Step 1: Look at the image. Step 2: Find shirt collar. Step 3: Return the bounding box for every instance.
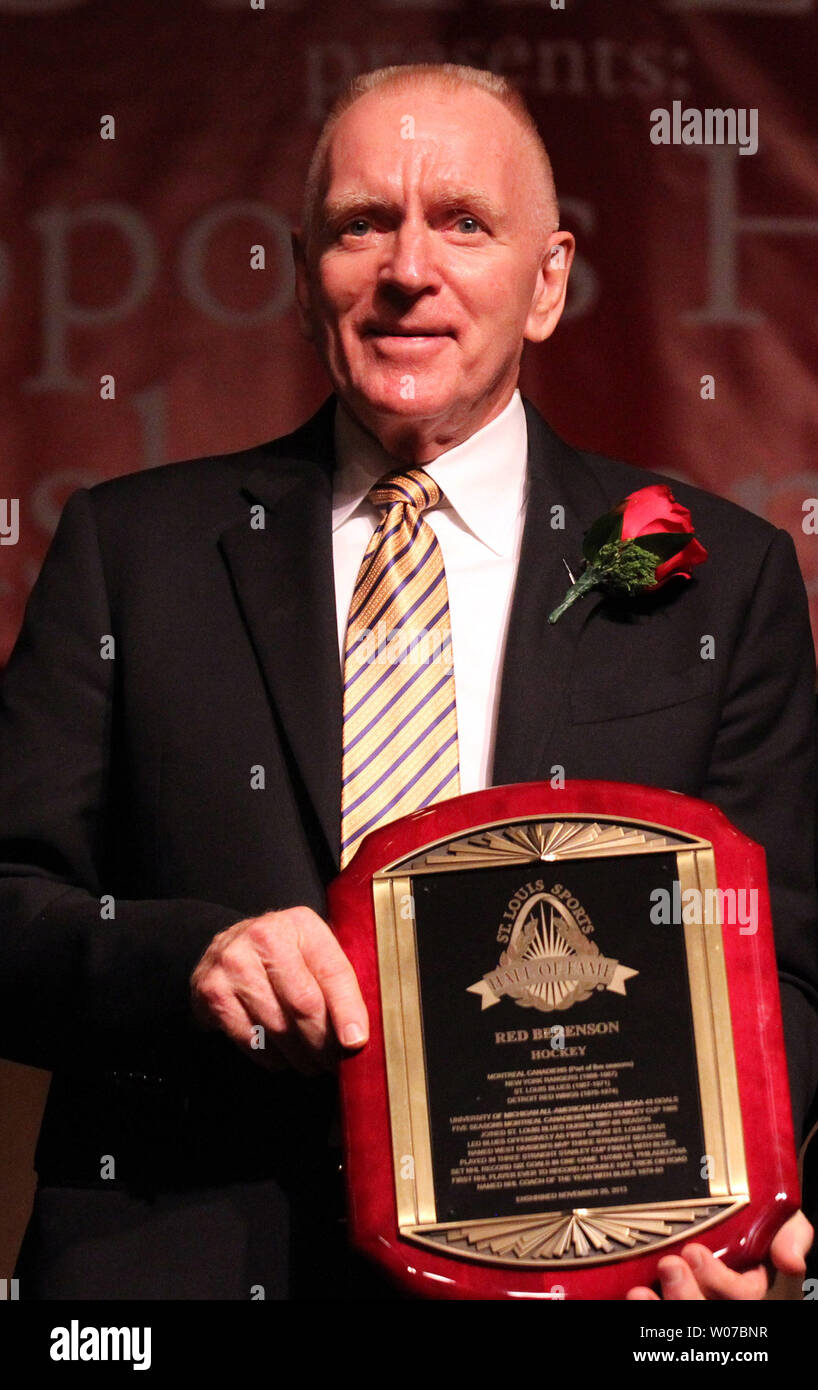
[331,390,528,558]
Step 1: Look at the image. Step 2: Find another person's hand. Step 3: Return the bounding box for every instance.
[190,906,368,1074]
[625,1209,813,1300]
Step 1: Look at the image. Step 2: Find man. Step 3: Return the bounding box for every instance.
[2,64,816,1301]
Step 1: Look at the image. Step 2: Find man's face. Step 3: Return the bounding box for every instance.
[293,83,574,460]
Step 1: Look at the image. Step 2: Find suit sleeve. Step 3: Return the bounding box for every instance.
[0,488,246,1076]
[701,526,818,1141]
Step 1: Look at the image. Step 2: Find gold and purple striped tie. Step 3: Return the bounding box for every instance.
[340,469,461,868]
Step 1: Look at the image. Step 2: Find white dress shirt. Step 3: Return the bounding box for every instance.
[332,389,529,793]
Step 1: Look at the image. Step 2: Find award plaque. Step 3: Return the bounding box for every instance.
[327,781,799,1300]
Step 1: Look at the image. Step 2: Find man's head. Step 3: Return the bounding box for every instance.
[292,64,574,462]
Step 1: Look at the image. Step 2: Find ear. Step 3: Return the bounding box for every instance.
[524,229,576,344]
[291,228,315,341]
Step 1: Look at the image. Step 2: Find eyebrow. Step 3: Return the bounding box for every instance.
[320,188,505,230]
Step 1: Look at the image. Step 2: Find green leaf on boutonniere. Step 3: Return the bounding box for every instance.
[548,539,660,623]
[581,509,623,560]
[596,540,663,594]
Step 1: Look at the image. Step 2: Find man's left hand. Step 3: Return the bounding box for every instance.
[625,1210,813,1300]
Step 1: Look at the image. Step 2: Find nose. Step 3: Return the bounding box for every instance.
[378,215,441,297]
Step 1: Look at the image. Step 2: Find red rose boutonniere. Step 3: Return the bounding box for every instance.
[548,484,708,624]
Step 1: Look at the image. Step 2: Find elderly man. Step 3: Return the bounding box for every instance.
[2,63,816,1302]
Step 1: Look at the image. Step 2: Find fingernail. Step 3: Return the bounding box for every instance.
[342,1024,366,1046]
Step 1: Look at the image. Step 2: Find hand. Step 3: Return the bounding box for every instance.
[625,1209,813,1300]
[190,906,369,1075]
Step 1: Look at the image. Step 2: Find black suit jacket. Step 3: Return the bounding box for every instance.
[2,395,817,1297]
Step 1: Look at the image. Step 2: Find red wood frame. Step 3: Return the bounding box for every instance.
[327,781,799,1300]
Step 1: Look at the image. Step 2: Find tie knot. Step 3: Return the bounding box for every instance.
[367,468,441,515]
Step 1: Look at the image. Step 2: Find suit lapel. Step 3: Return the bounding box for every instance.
[491,400,610,786]
[218,393,613,867]
[218,399,343,869]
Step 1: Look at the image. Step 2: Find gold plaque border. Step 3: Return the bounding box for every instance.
[409,1196,748,1268]
[373,813,749,1266]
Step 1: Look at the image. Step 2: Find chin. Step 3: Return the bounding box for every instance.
[351,375,455,424]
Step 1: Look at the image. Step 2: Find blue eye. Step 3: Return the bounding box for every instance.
[344,218,371,237]
[456,216,482,234]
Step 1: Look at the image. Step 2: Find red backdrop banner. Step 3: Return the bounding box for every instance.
[2,0,817,661]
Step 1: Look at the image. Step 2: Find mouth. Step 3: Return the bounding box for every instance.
[364,325,455,339]
[363,326,455,356]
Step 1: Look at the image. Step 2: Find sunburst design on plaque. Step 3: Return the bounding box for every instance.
[523,900,580,1010]
[414,1199,740,1264]
[391,820,686,875]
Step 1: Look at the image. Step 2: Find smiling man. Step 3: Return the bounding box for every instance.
[293,70,571,463]
[1,64,816,1303]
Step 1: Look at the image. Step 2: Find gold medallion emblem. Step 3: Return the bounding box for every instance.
[468,890,638,1013]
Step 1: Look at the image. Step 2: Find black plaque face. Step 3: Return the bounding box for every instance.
[411,852,707,1225]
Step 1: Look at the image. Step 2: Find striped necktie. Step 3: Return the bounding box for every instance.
[340,468,461,868]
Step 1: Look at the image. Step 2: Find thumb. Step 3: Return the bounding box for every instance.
[770,1211,813,1275]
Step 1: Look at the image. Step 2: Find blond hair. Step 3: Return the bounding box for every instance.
[301,63,559,252]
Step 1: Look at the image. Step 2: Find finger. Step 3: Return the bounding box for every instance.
[195,951,324,1074]
[625,1286,660,1300]
[222,944,328,1071]
[678,1244,768,1301]
[191,968,293,1068]
[192,966,256,1041]
[232,962,332,1075]
[769,1211,813,1275]
[253,917,333,1056]
[227,999,306,1074]
[195,908,367,1071]
[656,1255,705,1301]
[294,910,369,1049]
[234,990,326,1075]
